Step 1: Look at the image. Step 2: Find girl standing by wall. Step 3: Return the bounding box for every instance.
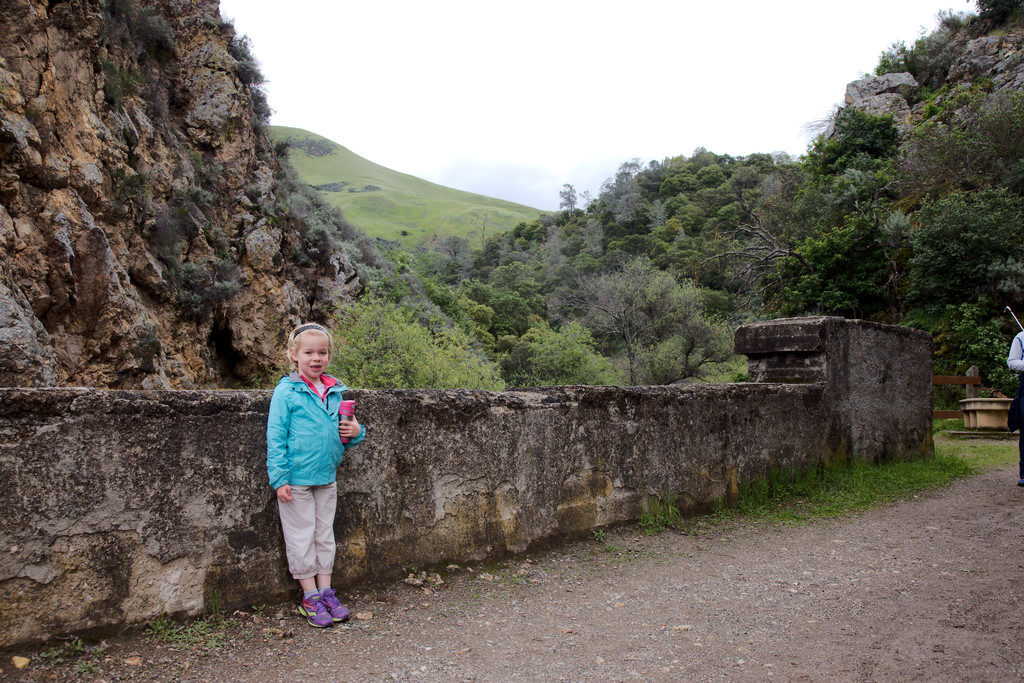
[267,323,365,627]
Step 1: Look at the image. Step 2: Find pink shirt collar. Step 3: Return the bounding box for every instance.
[299,373,337,401]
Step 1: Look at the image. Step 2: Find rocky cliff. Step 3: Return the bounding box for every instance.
[838,20,1024,134]
[0,0,362,389]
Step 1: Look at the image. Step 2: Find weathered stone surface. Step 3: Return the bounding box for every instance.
[243,222,282,271]
[736,317,932,460]
[0,267,60,387]
[180,42,245,148]
[0,317,932,648]
[0,0,363,389]
[844,72,919,105]
[854,92,912,122]
[833,28,1024,140]
[948,32,1024,90]
[829,72,919,137]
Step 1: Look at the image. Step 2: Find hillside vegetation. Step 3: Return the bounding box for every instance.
[303,4,1024,395]
[269,126,543,247]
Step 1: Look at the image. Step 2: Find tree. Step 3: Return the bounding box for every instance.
[435,236,473,283]
[936,298,1019,396]
[773,217,892,318]
[459,279,538,339]
[908,189,1024,310]
[559,184,578,214]
[564,257,734,384]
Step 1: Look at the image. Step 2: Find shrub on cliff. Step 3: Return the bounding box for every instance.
[900,90,1024,199]
[977,0,1024,23]
[101,0,177,63]
[174,259,242,321]
[874,10,966,90]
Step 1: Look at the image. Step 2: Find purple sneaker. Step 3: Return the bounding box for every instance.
[298,596,333,628]
[318,587,350,622]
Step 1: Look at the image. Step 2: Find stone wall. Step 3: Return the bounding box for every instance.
[0,317,932,648]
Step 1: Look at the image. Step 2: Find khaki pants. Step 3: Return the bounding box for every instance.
[277,482,337,580]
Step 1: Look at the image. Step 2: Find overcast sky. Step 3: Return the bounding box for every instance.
[218,0,973,210]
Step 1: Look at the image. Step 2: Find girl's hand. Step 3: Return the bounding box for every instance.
[276,484,292,503]
[340,416,361,440]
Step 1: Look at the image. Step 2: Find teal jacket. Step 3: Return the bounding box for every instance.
[266,371,365,490]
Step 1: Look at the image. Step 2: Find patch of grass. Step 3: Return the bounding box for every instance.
[145,609,230,649]
[39,636,86,665]
[39,647,65,666]
[635,442,1003,535]
[37,637,107,671]
[639,491,684,534]
[932,417,964,435]
[712,449,976,524]
[937,437,1017,469]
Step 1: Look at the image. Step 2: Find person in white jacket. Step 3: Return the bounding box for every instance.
[1006,330,1024,486]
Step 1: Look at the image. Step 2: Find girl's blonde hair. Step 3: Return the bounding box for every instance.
[286,323,333,371]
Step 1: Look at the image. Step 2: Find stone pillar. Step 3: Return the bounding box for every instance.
[735,316,933,461]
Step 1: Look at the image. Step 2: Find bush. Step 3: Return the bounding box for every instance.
[100,58,144,108]
[330,295,505,390]
[173,258,241,320]
[900,90,1024,199]
[499,322,620,387]
[149,203,199,264]
[112,167,150,210]
[134,8,176,61]
[227,35,265,87]
[273,157,369,269]
[101,0,176,62]
[775,217,891,319]
[251,87,272,124]
[809,109,899,176]
[977,0,1023,22]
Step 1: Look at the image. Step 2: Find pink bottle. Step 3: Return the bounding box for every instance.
[338,400,356,443]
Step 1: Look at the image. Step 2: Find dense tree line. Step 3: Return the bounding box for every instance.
[328,6,1024,394]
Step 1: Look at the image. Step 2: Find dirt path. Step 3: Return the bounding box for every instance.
[8,456,1024,682]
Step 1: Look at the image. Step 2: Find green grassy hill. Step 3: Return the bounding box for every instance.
[270,126,545,247]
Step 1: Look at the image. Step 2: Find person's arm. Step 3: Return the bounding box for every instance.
[267,386,292,490]
[1009,334,1024,373]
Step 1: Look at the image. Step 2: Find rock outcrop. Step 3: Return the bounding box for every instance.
[843,72,919,124]
[0,0,361,389]
[834,22,1024,138]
